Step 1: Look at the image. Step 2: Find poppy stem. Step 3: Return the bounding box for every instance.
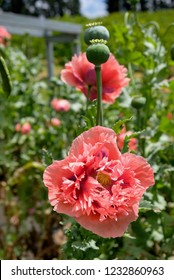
[95,65,103,126]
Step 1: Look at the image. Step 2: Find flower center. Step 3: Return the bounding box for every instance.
[97,171,112,187]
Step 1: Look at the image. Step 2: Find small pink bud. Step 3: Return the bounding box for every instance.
[15,123,21,132]
[50,118,61,127]
[51,98,71,112]
[21,122,31,135]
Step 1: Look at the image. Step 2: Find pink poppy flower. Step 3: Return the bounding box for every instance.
[60,53,129,104]
[51,98,71,112]
[0,26,11,46]
[21,122,31,135]
[50,118,61,127]
[117,126,138,151]
[43,126,154,238]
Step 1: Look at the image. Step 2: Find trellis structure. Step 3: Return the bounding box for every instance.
[0,11,82,78]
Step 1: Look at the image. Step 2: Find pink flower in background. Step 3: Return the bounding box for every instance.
[21,122,31,135]
[0,26,11,46]
[15,122,31,134]
[15,123,21,132]
[51,98,71,112]
[167,112,173,120]
[117,126,138,151]
[50,118,61,127]
[61,53,129,104]
[43,126,154,238]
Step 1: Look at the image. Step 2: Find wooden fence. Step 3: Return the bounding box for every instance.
[0,11,82,78]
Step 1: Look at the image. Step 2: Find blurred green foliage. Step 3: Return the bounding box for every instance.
[10,9,174,65]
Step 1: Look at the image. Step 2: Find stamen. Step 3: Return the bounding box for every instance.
[97,171,112,187]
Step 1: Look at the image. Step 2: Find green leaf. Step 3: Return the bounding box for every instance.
[121,130,143,153]
[72,240,99,252]
[123,233,136,239]
[0,56,12,96]
[83,101,97,129]
[127,130,145,140]
[139,198,161,213]
[139,199,154,211]
[112,116,133,134]
[42,148,54,166]
[154,194,167,211]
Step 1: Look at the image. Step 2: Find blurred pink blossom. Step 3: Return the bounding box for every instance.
[15,123,21,132]
[117,126,138,151]
[50,118,61,127]
[61,53,129,104]
[167,112,173,120]
[0,26,11,46]
[51,98,71,112]
[21,122,31,135]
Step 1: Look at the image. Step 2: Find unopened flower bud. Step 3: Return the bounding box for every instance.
[131,96,146,109]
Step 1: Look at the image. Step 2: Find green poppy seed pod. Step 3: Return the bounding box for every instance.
[131,96,146,109]
[86,43,110,66]
[84,25,110,45]
[170,44,174,60]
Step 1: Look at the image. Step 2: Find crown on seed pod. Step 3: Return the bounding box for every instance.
[84,23,110,45]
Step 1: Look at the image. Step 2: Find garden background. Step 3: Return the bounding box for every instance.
[0,0,174,259]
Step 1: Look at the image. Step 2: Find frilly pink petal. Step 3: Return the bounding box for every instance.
[69,126,121,160]
[60,52,129,104]
[43,159,72,191]
[76,204,138,238]
[61,69,82,87]
[122,153,155,188]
